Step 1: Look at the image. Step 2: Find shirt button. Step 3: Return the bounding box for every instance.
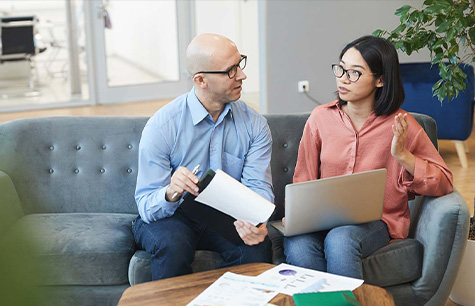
[283,167,289,172]
[128,144,133,149]
[283,143,288,148]
[101,145,107,150]
[127,168,133,173]
[49,168,54,174]
[76,145,81,150]
[74,169,79,174]
[49,146,54,151]
[100,168,105,173]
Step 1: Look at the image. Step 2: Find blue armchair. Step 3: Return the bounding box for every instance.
[400,62,475,168]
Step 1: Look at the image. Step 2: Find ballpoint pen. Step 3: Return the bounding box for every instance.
[171,164,200,200]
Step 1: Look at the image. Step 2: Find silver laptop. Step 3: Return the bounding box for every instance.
[270,169,387,236]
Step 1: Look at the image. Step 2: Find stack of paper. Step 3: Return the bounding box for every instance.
[186,272,280,306]
[255,264,364,295]
[187,264,364,306]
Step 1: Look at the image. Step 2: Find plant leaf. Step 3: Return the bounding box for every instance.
[432,39,445,49]
[447,27,456,42]
[436,20,452,33]
[395,5,412,16]
[392,23,407,35]
[432,79,444,90]
[372,29,385,37]
[469,27,475,43]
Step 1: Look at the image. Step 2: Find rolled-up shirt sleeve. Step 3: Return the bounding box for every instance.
[135,121,180,223]
[399,128,453,197]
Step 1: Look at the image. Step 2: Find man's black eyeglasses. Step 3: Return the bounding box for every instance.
[332,64,377,83]
[194,55,247,79]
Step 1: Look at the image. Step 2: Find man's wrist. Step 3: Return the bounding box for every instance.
[165,186,176,202]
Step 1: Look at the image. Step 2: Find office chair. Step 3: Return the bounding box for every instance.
[0,16,45,92]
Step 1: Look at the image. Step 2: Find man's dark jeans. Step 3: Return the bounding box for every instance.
[132,210,272,280]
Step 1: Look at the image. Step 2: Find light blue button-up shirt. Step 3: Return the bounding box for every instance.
[135,88,274,223]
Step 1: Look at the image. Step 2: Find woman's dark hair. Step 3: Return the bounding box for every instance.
[338,35,405,116]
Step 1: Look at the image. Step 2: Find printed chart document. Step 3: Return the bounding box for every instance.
[255,264,364,296]
[194,169,275,225]
[186,272,280,306]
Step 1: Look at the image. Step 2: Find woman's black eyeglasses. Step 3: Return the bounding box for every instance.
[332,64,377,83]
[194,55,247,79]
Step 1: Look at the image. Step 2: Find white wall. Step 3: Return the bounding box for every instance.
[262,0,430,114]
[195,0,260,94]
[105,0,179,81]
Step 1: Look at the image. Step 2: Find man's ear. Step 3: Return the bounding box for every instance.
[376,76,384,88]
[193,74,207,89]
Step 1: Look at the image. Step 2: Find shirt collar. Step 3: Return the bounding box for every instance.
[333,99,378,127]
[187,87,232,125]
[326,100,340,109]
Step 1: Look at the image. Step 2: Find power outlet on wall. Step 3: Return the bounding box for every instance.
[298,80,309,93]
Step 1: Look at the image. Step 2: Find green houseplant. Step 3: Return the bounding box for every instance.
[373,0,475,103]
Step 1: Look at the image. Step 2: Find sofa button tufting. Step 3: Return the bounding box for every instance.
[76,145,81,150]
[100,168,105,173]
[283,167,288,172]
[74,169,79,174]
[283,143,288,148]
[49,146,54,151]
[101,145,106,150]
[49,168,54,174]
[127,168,132,173]
[128,144,133,149]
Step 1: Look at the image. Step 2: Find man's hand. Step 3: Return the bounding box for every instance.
[165,166,200,202]
[234,220,268,246]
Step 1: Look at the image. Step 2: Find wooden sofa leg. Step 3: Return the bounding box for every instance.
[453,141,468,168]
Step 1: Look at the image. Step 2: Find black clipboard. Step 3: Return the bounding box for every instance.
[178,169,242,245]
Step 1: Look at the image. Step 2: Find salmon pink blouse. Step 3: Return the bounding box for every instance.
[293,101,453,239]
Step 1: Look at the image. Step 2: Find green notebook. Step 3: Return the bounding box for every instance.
[293,291,362,306]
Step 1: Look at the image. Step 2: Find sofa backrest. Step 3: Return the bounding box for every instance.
[264,113,309,220]
[0,112,437,218]
[0,117,147,214]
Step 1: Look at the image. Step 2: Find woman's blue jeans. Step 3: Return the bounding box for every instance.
[132,210,272,280]
[284,220,389,279]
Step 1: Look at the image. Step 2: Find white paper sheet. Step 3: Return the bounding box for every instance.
[186,272,280,306]
[194,169,275,225]
[255,263,364,296]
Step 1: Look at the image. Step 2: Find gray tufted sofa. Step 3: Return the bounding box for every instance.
[0,113,469,306]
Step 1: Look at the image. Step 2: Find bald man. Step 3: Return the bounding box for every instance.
[133,34,273,280]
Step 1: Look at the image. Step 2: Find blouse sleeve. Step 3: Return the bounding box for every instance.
[293,115,321,183]
[399,124,453,197]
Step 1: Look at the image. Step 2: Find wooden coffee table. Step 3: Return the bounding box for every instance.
[118,263,394,306]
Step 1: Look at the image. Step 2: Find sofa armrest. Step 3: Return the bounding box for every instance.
[0,171,24,237]
[411,190,470,305]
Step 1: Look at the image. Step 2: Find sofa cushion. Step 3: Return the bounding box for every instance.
[128,250,223,285]
[363,238,423,287]
[6,213,137,286]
